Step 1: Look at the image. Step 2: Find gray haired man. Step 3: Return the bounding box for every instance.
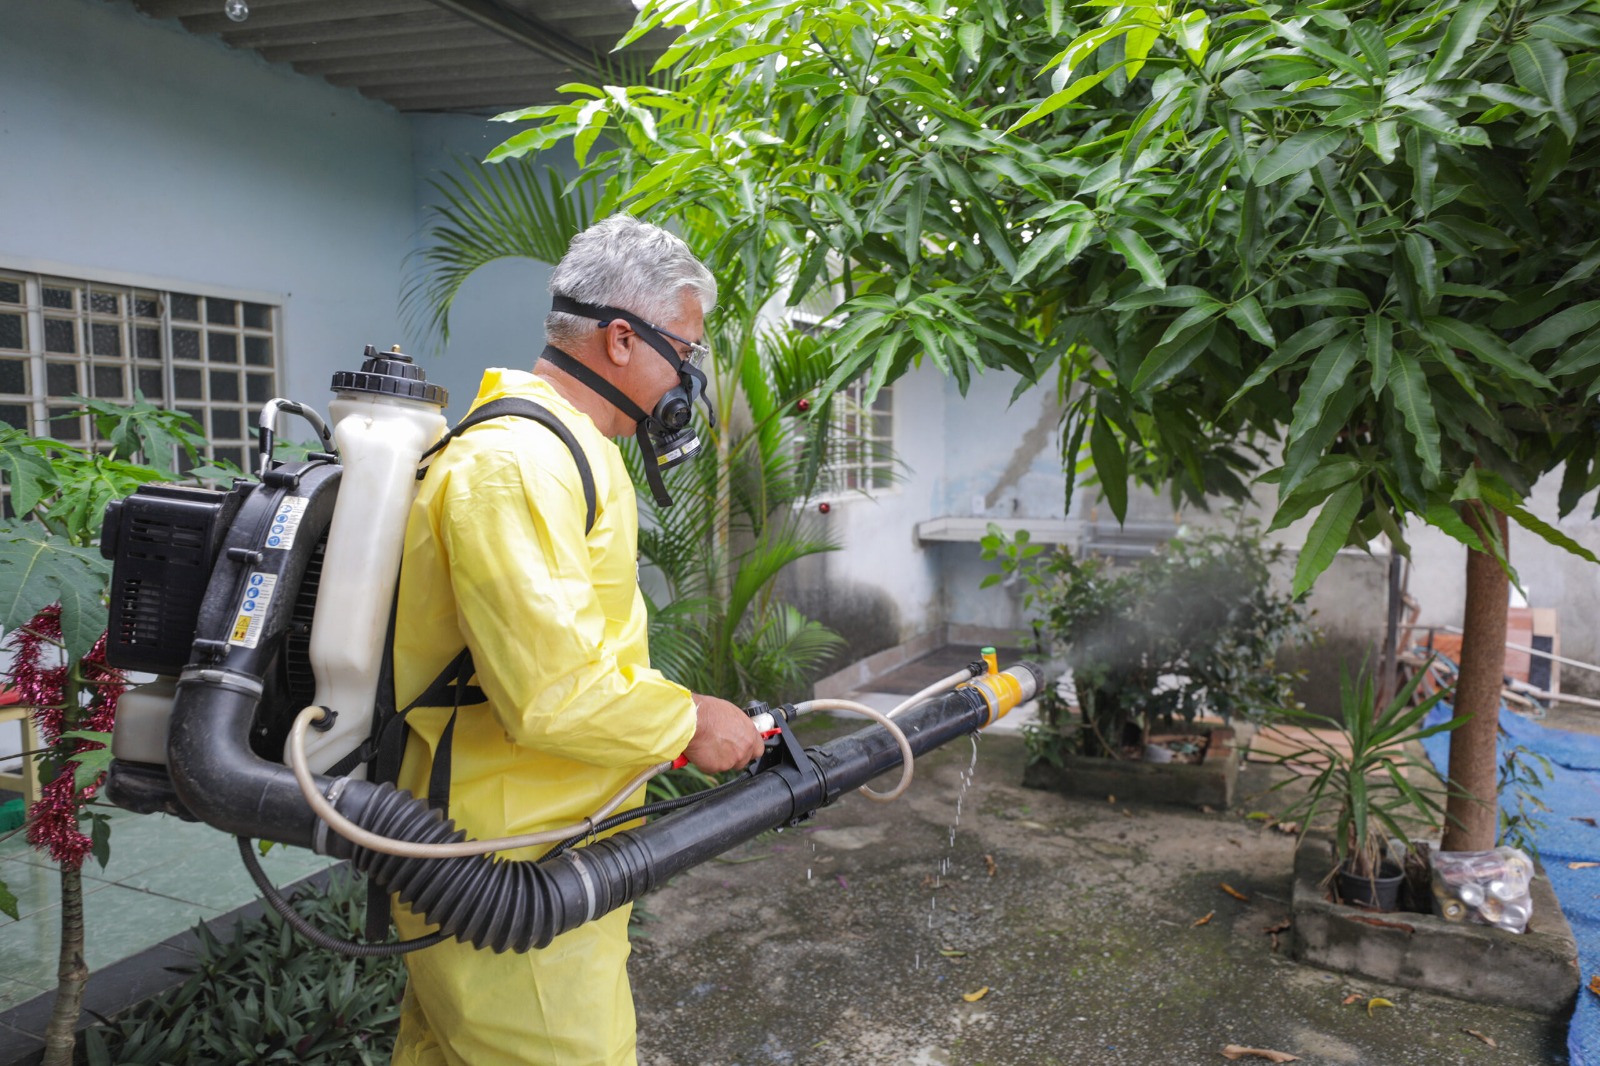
[389,215,763,1066]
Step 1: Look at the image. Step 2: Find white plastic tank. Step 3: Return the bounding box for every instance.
[295,346,447,775]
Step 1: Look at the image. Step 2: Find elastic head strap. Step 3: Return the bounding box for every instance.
[549,294,686,372]
[537,345,652,426]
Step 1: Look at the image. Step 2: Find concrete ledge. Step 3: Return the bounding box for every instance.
[1021,727,1239,808]
[1290,838,1580,1015]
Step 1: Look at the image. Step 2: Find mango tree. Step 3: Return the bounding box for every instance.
[506,0,1600,850]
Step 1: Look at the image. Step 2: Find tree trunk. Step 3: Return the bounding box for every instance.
[1440,506,1509,853]
[41,864,88,1066]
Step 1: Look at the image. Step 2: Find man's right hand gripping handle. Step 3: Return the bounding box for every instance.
[680,693,766,773]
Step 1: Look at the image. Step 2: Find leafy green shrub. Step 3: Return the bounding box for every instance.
[986,522,1312,760]
[80,872,403,1065]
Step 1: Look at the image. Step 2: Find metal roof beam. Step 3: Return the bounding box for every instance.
[423,0,603,82]
[328,58,558,89]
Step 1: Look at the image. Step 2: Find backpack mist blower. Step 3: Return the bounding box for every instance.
[98,347,1041,955]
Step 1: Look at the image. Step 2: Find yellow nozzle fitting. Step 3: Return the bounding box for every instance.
[960,662,1042,728]
[982,646,999,675]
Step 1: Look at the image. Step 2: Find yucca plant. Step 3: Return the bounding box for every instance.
[1273,661,1461,904]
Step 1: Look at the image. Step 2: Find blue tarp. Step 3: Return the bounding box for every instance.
[1421,698,1600,1063]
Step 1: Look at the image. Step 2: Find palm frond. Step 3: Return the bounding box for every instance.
[402,157,600,351]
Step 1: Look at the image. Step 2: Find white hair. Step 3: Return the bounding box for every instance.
[545,215,717,348]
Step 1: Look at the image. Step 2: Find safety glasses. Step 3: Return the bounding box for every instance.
[650,323,710,370]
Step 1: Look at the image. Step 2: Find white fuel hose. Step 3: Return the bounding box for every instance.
[287,706,669,859]
[793,698,916,802]
[887,669,976,719]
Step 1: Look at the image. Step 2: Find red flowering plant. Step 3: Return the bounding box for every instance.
[0,393,205,1066]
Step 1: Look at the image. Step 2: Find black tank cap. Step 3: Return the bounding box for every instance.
[331,344,447,406]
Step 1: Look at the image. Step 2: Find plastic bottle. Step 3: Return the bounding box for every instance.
[295,347,446,775]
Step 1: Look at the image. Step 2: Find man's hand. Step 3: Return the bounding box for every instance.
[682,694,765,773]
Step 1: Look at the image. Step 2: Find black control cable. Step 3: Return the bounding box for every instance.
[235,836,449,957]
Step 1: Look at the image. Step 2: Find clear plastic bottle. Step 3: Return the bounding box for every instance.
[295,347,446,775]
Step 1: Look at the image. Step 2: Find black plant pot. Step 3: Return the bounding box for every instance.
[1335,860,1405,911]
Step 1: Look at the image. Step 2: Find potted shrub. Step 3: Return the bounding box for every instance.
[1273,661,1459,910]
[985,522,1311,806]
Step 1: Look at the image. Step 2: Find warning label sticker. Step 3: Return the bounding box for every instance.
[229,572,278,649]
[265,496,309,551]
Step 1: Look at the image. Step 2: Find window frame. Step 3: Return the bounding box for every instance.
[0,256,286,474]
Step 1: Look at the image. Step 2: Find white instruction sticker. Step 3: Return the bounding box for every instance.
[265,496,308,551]
[228,571,279,649]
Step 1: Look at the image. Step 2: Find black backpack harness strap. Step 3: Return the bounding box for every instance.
[355,397,597,942]
[339,397,598,798]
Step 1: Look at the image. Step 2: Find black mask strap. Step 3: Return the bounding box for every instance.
[537,345,675,508]
[550,294,716,430]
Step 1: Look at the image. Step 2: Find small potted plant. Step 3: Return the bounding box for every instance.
[1273,660,1460,910]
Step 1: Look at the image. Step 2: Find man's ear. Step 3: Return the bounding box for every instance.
[603,320,635,368]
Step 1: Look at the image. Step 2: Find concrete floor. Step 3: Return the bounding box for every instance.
[627,732,1570,1066]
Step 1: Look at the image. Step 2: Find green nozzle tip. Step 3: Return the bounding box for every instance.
[982,646,995,655]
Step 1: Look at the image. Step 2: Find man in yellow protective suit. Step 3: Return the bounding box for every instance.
[389,215,766,1066]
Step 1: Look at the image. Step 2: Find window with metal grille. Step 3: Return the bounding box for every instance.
[0,272,279,473]
[787,313,895,498]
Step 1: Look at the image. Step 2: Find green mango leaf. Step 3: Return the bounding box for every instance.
[1108,227,1166,290]
[1254,129,1345,186]
[1289,333,1361,441]
[1547,330,1600,377]
[956,22,984,63]
[1268,456,1363,531]
[1387,351,1441,476]
[1225,295,1275,346]
[1012,221,1091,284]
[1089,413,1128,525]
[1513,301,1600,357]
[1428,0,1495,77]
[1293,481,1363,596]
[0,521,111,658]
[1477,483,1600,565]
[1423,501,1485,553]
[902,173,930,266]
[1364,315,1393,397]
[1426,317,1554,389]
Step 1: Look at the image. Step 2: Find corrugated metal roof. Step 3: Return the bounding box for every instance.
[128,0,670,114]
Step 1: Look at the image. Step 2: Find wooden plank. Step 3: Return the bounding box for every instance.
[259,27,497,63]
[291,41,527,76]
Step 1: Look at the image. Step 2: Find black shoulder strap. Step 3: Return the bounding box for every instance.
[419,397,597,535]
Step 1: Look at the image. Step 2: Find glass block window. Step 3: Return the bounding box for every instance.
[0,271,279,473]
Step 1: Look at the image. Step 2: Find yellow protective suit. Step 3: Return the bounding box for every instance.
[388,368,697,1066]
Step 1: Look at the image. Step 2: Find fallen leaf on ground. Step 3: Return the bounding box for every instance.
[1463,1029,1497,1048]
[836,875,848,889]
[1367,997,1395,1016]
[1263,920,1291,935]
[1201,805,1216,814]
[1274,821,1300,834]
[1572,817,1598,828]
[984,854,997,878]
[1589,974,1600,998]
[1342,993,1364,1006]
[1569,862,1599,869]
[1221,883,1250,901]
[939,948,967,957]
[1193,911,1215,927]
[1245,811,1272,822]
[1107,794,1116,804]
[1221,1045,1298,1062]
[1345,915,1415,934]
[1018,820,1049,831]
[962,987,989,1002]
[1122,809,1133,819]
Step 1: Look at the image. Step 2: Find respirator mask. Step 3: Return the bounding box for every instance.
[540,294,714,508]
